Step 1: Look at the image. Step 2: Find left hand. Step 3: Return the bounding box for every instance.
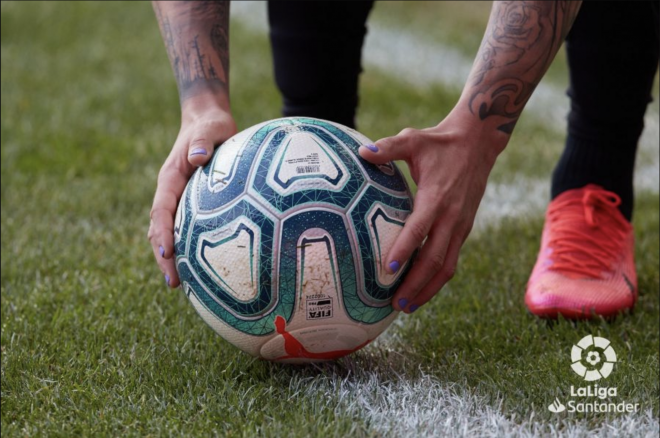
[148,106,236,289]
[358,114,506,313]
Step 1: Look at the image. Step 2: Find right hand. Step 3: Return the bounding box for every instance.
[359,111,507,313]
[148,108,237,288]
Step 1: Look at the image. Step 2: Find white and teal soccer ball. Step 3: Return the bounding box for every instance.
[175,118,414,363]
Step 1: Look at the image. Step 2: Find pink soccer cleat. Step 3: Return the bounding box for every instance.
[525,185,637,319]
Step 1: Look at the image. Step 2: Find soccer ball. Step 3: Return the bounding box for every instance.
[174,117,414,363]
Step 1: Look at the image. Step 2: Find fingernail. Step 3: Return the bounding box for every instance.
[165,274,170,286]
[189,148,207,156]
[363,144,379,153]
[398,298,408,309]
[409,304,419,313]
[159,245,165,258]
[389,260,400,273]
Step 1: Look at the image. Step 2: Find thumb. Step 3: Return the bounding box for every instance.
[358,131,412,165]
[187,126,226,167]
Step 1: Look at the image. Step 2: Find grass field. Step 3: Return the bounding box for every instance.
[2,2,658,436]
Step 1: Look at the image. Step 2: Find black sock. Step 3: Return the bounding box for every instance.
[555,2,659,223]
[551,135,637,221]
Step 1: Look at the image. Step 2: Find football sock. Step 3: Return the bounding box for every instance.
[556,2,659,223]
[551,134,637,222]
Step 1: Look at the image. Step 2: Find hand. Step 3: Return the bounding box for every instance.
[148,108,237,288]
[359,114,506,313]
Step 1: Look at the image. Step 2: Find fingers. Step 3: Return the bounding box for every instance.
[149,161,191,288]
[406,236,462,310]
[159,123,226,285]
[386,187,437,274]
[149,113,237,290]
[149,215,180,288]
[358,128,416,164]
[392,221,453,312]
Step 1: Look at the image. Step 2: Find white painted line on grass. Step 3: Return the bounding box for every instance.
[289,369,660,438]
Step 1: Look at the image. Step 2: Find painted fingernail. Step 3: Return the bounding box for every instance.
[165,274,170,286]
[398,298,408,309]
[363,144,379,153]
[189,148,207,156]
[409,304,420,313]
[159,245,165,258]
[389,260,400,273]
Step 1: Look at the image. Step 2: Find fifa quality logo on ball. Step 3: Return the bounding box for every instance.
[548,335,638,414]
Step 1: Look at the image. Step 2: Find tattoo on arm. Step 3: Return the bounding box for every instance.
[153,1,230,102]
[467,1,581,134]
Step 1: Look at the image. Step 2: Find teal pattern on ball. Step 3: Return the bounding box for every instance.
[175,118,414,336]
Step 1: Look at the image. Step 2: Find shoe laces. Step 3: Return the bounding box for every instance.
[546,187,629,279]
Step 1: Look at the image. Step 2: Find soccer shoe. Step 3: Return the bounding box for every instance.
[525,185,637,319]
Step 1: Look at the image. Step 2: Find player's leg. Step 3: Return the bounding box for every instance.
[552,1,659,220]
[268,1,375,129]
[526,1,659,318]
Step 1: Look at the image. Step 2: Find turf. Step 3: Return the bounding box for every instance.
[2,2,658,436]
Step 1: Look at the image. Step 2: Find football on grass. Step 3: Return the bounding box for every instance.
[174,117,414,363]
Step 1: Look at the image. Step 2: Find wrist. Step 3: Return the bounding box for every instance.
[442,105,510,164]
[181,92,232,125]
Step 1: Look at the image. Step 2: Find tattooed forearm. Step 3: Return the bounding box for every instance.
[559,1,582,40]
[153,1,230,103]
[466,1,581,134]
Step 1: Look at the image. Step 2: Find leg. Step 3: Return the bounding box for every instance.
[527,2,658,319]
[268,1,375,129]
[552,0,659,220]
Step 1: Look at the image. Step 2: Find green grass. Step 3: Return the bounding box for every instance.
[2,1,658,436]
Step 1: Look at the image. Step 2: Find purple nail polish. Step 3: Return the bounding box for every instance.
[189,148,207,156]
[398,298,408,309]
[165,274,170,286]
[409,304,419,313]
[389,260,400,273]
[364,144,379,153]
[159,245,165,258]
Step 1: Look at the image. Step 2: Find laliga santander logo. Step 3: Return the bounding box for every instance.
[570,335,617,381]
[547,335,637,414]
